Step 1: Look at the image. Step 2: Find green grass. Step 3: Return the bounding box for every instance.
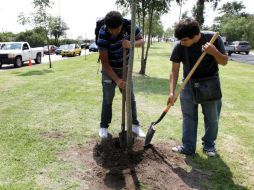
[0,43,254,189]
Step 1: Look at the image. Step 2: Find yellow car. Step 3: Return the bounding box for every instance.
[61,44,81,57]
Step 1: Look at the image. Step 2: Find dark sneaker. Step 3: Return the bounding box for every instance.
[203,148,216,157]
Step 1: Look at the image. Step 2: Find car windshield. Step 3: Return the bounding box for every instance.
[67,44,75,50]
[59,45,68,49]
[239,42,250,45]
[1,43,22,50]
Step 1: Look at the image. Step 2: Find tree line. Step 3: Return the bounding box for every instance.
[1,0,253,73]
[117,0,254,74]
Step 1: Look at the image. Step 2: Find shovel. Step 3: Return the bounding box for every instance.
[119,48,127,148]
[144,32,219,148]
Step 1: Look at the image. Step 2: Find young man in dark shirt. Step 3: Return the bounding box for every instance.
[97,11,145,139]
[168,18,228,156]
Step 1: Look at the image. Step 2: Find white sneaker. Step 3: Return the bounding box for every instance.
[132,125,146,138]
[99,128,108,139]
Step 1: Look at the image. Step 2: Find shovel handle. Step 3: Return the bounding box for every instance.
[164,32,219,113]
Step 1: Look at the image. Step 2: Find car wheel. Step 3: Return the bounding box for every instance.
[78,51,81,56]
[35,53,41,64]
[0,63,2,68]
[73,52,75,57]
[14,56,23,68]
[228,51,232,56]
[246,51,249,55]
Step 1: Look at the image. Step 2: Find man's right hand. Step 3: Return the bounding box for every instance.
[116,78,126,89]
[167,94,176,106]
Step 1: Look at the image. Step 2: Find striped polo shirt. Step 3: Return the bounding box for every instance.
[97,19,142,68]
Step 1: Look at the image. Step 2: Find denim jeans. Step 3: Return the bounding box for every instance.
[100,68,139,128]
[179,82,222,155]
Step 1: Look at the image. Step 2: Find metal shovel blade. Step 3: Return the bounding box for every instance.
[144,123,156,148]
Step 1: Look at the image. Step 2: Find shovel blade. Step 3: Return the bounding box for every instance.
[144,123,156,148]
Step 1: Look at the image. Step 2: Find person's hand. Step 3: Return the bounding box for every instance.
[203,42,218,56]
[167,94,176,106]
[116,78,126,89]
[122,40,131,49]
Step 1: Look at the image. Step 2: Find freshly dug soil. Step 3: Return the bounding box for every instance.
[59,137,210,190]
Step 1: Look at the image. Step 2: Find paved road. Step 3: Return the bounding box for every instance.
[229,51,254,65]
[0,50,93,70]
[41,49,92,63]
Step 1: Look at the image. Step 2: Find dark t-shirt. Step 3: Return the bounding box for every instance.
[170,32,226,79]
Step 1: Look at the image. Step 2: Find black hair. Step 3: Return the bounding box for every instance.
[104,11,123,29]
[174,18,200,40]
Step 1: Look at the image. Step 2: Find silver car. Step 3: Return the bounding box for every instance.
[228,41,251,55]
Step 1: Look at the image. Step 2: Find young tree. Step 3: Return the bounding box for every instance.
[116,0,172,75]
[18,0,54,68]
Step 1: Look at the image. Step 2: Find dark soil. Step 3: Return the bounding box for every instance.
[58,137,211,190]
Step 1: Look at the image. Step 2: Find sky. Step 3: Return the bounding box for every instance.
[0,0,253,40]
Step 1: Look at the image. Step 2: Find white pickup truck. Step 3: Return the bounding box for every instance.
[0,42,43,68]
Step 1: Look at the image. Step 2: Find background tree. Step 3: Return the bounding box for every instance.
[15,27,46,47]
[192,0,220,27]
[164,27,174,40]
[116,0,171,75]
[139,0,171,75]
[213,1,254,46]
[0,32,16,42]
[18,0,54,68]
[49,16,69,46]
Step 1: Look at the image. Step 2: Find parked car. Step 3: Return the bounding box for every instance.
[89,42,98,52]
[55,44,68,55]
[228,41,251,55]
[224,41,235,56]
[61,44,81,57]
[0,42,43,68]
[81,43,90,49]
[43,45,57,55]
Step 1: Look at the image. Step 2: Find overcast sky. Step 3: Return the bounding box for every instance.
[0,0,253,40]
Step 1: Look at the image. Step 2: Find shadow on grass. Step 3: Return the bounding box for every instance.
[133,74,180,96]
[185,154,248,190]
[17,69,54,76]
[150,145,247,190]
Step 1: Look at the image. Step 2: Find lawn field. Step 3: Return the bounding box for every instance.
[0,42,253,189]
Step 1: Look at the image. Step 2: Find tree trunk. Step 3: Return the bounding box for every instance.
[140,4,154,75]
[139,0,146,75]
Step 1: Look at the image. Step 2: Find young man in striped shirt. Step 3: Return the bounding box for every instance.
[97,11,145,139]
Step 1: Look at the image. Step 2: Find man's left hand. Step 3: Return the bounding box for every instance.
[122,40,131,49]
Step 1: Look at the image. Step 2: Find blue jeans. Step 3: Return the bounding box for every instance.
[179,82,222,155]
[100,68,139,128]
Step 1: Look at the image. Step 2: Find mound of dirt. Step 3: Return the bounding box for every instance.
[59,138,210,190]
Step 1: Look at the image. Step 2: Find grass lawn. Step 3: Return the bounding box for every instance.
[0,43,254,189]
